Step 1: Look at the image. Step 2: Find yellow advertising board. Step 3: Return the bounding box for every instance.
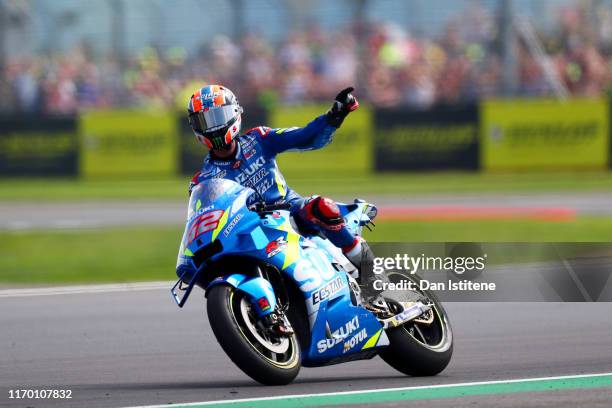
[481,99,609,170]
[79,110,178,177]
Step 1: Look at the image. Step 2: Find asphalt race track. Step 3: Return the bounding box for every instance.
[1,285,612,407]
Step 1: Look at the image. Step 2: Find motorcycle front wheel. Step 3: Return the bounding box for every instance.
[207,284,301,385]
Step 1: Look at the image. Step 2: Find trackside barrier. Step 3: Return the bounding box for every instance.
[0,99,610,179]
[0,115,78,176]
[480,99,609,171]
[79,110,178,178]
[374,104,479,171]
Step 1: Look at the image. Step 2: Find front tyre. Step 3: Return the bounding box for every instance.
[380,272,453,376]
[207,284,301,385]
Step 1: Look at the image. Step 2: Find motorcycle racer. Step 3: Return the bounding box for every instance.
[178,84,384,312]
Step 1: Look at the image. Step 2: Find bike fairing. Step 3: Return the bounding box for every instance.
[174,178,392,365]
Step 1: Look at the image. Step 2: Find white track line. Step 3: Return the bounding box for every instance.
[0,281,172,298]
[124,372,612,408]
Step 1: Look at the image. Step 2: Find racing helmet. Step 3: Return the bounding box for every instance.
[187,85,243,149]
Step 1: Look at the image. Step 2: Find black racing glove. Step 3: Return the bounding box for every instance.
[326,87,360,128]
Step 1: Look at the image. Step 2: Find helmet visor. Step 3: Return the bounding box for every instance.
[189,105,237,136]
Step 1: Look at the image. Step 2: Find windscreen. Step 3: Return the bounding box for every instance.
[177,178,253,262]
[186,178,247,221]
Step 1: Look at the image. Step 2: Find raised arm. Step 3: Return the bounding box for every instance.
[259,87,359,156]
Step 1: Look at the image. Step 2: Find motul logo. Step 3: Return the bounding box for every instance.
[343,328,367,353]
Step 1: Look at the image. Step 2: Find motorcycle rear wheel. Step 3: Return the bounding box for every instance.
[379,272,453,376]
[207,284,301,385]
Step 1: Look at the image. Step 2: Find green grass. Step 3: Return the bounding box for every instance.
[2,171,612,201]
[2,217,612,285]
[0,227,183,285]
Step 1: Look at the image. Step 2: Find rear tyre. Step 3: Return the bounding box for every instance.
[207,284,301,385]
[380,272,453,376]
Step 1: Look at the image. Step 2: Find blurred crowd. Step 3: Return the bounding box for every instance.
[3,1,612,114]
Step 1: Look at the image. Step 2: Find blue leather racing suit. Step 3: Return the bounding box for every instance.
[189,115,334,206]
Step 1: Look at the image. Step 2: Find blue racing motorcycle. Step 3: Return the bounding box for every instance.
[172,179,453,385]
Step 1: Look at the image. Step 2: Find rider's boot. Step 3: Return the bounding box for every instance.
[344,237,391,315]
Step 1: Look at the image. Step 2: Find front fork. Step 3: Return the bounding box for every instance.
[207,273,278,317]
[208,272,295,335]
